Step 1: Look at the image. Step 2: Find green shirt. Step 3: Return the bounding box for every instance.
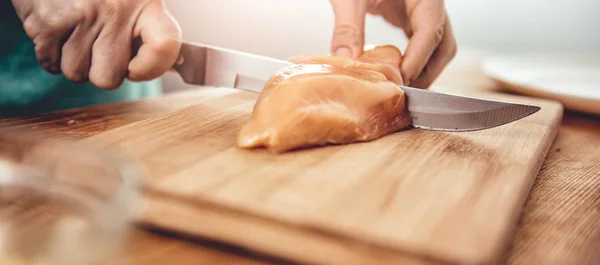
[0,2,161,119]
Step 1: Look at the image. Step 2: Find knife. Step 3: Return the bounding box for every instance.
[173,41,540,132]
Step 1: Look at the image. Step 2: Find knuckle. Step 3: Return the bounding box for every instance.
[35,54,53,70]
[65,73,88,84]
[71,74,89,84]
[91,75,124,90]
[103,0,127,19]
[71,1,89,15]
[39,61,60,74]
[334,25,360,36]
[152,37,181,57]
[27,2,90,36]
[61,57,90,83]
[432,25,445,45]
[333,25,362,40]
[62,67,89,84]
[127,73,151,82]
[70,1,95,23]
[38,2,89,29]
[22,18,39,38]
[37,11,63,31]
[332,25,364,49]
[34,43,61,74]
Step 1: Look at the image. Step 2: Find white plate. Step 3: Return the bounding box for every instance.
[482,53,600,115]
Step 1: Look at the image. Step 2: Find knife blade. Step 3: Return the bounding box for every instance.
[173,41,540,131]
[399,86,540,131]
[173,41,293,93]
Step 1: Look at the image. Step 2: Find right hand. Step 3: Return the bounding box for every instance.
[329,0,457,89]
[12,0,182,90]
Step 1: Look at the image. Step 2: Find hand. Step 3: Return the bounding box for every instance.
[12,0,182,89]
[329,0,457,88]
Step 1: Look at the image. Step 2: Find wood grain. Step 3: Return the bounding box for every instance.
[506,112,600,265]
[1,51,596,265]
[80,84,563,265]
[110,227,282,265]
[0,89,232,140]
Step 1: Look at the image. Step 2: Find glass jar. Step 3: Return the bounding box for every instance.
[0,128,144,265]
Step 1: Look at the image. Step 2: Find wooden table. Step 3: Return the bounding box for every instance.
[1,52,599,265]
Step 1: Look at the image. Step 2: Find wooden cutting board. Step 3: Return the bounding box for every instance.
[83,87,563,265]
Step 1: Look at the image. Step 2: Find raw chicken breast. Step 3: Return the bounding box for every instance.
[237,45,412,153]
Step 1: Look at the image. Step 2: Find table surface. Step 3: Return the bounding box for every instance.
[1,51,599,265]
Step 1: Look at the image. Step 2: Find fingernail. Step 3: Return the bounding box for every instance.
[334,47,353,58]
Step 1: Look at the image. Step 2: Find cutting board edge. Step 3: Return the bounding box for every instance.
[491,102,564,264]
[136,101,565,265]
[94,89,566,265]
[141,191,448,265]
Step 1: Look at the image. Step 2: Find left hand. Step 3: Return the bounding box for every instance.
[12,0,182,90]
[329,0,457,88]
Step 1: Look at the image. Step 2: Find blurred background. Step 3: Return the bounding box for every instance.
[163,0,600,91]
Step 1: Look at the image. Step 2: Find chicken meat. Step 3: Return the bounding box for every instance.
[237,45,413,153]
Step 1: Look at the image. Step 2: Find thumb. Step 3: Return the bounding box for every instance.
[128,1,182,82]
[329,0,369,58]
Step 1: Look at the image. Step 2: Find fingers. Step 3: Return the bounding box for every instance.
[61,23,99,83]
[33,32,65,74]
[21,10,73,75]
[88,19,132,90]
[329,0,369,58]
[14,0,180,90]
[11,0,32,20]
[410,14,457,88]
[128,2,182,82]
[400,0,446,86]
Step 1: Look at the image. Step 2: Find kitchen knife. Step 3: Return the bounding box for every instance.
[173,41,540,132]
